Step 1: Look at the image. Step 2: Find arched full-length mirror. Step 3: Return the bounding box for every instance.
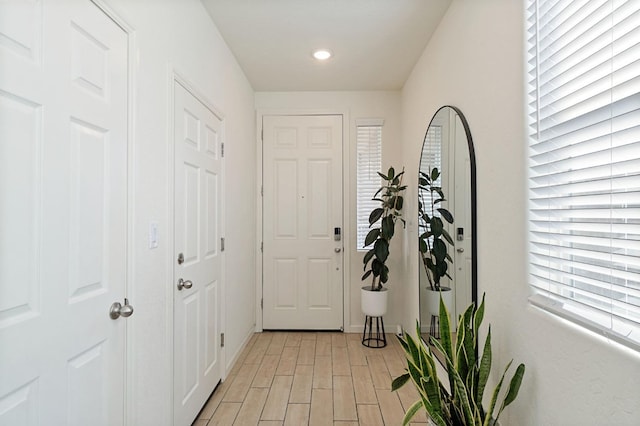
[418,106,477,345]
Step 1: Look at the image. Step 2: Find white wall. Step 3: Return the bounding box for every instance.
[400,1,640,425]
[254,91,403,333]
[104,1,256,424]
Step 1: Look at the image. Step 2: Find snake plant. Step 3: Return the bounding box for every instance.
[392,295,525,426]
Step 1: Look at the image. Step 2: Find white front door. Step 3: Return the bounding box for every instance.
[173,82,224,426]
[0,1,129,425]
[262,115,343,330]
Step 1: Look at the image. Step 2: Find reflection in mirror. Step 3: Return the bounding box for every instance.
[418,106,476,349]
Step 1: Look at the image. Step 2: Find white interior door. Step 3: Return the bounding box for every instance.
[0,1,129,425]
[453,116,472,316]
[173,82,223,426]
[262,115,343,330]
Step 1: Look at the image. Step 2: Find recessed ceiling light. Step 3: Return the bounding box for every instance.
[312,49,332,61]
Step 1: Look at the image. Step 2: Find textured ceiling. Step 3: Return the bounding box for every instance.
[201,0,452,91]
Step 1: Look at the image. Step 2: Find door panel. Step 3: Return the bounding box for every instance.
[174,82,223,426]
[0,1,128,425]
[263,115,343,330]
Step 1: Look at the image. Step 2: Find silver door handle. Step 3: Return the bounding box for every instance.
[177,278,193,291]
[334,248,341,253]
[457,248,464,253]
[110,298,134,320]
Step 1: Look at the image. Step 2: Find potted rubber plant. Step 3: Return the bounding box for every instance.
[361,166,406,317]
[418,166,455,319]
[392,295,526,426]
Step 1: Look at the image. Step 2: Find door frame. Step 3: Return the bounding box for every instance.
[255,108,351,332]
[86,1,136,424]
[167,68,227,421]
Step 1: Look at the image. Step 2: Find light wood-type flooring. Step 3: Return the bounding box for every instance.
[192,331,428,426]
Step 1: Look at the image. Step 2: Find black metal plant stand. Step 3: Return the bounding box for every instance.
[429,314,440,339]
[362,315,387,348]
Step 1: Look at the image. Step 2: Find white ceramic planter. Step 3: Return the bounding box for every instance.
[361,286,388,317]
[425,287,452,318]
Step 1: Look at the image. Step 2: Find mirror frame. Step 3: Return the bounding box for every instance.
[418,105,477,333]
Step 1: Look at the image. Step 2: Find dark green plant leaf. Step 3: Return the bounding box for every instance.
[374,239,389,263]
[437,208,454,224]
[401,400,424,426]
[369,208,384,225]
[496,363,526,424]
[430,167,439,181]
[484,360,512,426]
[433,239,447,262]
[363,249,375,267]
[364,228,380,247]
[431,217,443,237]
[391,373,410,391]
[381,216,395,240]
[380,265,389,283]
[442,229,454,245]
[388,167,395,179]
[477,327,492,404]
[377,171,388,180]
[371,258,383,275]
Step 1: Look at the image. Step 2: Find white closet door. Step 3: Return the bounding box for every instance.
[0,1,129,425]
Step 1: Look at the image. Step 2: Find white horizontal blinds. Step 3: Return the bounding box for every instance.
[419,125,443,229]
[527,0,640,348]
[356,119,383,250]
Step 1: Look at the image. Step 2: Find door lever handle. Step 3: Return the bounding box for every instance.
[456,248,464,253]
[334,248,342,253]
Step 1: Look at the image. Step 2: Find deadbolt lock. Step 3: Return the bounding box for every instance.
[177,253,184,264]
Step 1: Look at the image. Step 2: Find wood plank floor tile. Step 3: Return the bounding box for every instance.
[312,356,332,389]
[351,365,377,404]
[376,388,406,425]
[276,346,298,376]
[262,375,293,421]
[284,332,303,347]
[266,332,287,355]
[290,364,313,403]
[297,339,316,365]
[333,422,359,426]
[332,376,357,421]
[381,345,406,378]
[223,363,259,402]
[331,332,347,348]
[366,353,392,389]
[397,381,428,423]
[252,354,280,388]
[208,402,241,426]
[233,387,269,425]
[258,422,283,426]
[283,403,310,426]
[244,333,272,365]
[309,388,333,426]
[301,332,317,341]
[198,379,233,419]
[331,346,351,376]
[315,333,332,357]
[356,404,384,426]
[346,338,367,366]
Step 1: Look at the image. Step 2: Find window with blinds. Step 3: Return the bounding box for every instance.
[526,0,640,350]
[419,125,443,233]
[356,119,383,251]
